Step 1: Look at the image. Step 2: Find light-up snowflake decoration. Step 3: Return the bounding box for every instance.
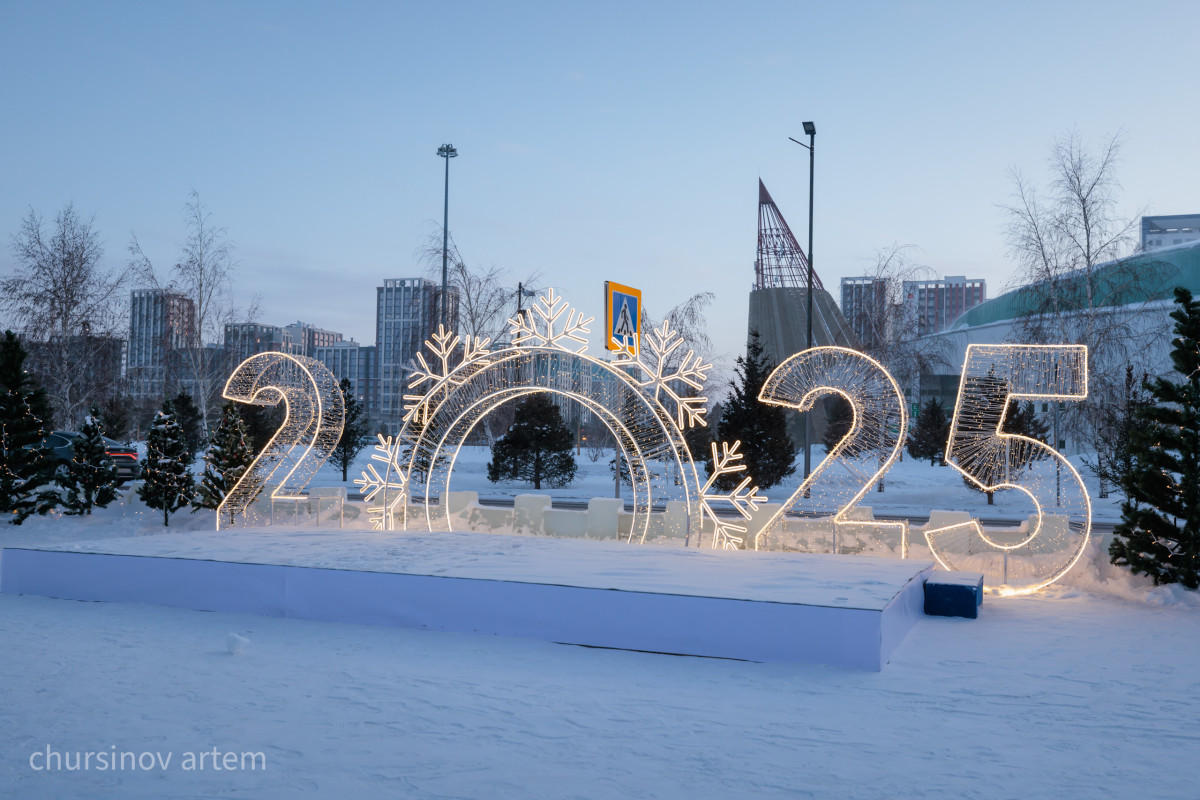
[614,319,713,429]
[403,324,493,425]
[507,288,593,353]
[700,441,768,550]
[354,434,408,530]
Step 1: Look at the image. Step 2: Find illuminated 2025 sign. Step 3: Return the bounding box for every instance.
[216,290,1090,596]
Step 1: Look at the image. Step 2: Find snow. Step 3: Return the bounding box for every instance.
[28,528,933,609]
[1,446,1197,797]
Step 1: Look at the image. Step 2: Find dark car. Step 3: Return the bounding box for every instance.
[46,431,140,483]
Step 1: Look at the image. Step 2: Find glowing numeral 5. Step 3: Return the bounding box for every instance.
[218,353,344,529]
[756,347,908,552]
[927,344,1091,595]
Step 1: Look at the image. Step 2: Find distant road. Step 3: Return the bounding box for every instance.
[467,496,1117,533]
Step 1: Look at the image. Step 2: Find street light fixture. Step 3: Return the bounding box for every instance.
[789,121,816,481]
[437,143,458,329]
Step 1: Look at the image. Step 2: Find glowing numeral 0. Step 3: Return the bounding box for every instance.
[926,344,1091,595]
[218,352,345,529]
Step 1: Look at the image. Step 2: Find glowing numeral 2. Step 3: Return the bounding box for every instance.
[756,347,908,553]
[218,353,344,529]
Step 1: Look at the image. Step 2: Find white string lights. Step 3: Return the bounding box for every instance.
[755,347,908,554]
[927,344,1090,595]
[217,352,344,529]
[212,292,1095,596]
[376,290,760,548]
[613,319,713,430]
[700,441,768,549]
[354,434,408,530]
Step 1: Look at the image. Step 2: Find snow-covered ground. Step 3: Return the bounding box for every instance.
[321,443,1128,525]
[1,446,1196,798]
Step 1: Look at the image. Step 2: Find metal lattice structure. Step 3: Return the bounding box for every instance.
[755,346,908,551]
[927,344,1091,595]
[756,179,818,291]
[218,352,345,529]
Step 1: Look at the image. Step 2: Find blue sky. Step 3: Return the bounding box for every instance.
[2,0,1197,360]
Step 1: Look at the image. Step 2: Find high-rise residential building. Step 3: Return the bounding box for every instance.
[1142,214,1200,251]
[284,321,343,356]
[128,289,196,400]
[313,340,379,419]
[839,277,890,350]
[376,278,443,432]
[223,322,296,365]
[902,276,986,336]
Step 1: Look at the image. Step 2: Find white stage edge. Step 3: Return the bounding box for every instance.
[1,530,934,671]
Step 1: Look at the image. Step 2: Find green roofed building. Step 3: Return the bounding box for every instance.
[916,237,1200,442]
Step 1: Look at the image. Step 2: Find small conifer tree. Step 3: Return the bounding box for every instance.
[62,409,120,515]
[195,402,255,523]
[1110,286,1200,588]
[172,390,205,464]
[713,331,796,490]
[907,398,950,466]
[138,400,196,526]
[328,379,370,482]
[822,395,854,454]
[0,330,58,523]
[487,394,577,489]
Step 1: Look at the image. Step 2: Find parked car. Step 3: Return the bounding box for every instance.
[46,431,140,483]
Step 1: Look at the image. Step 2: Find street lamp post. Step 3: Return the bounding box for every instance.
[789,120,816,481]
[437,143,458,330]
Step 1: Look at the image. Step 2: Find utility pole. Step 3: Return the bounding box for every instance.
[790,120,816,484]
[437,143,458,329]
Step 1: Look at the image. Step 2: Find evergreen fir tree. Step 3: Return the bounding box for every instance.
[713,331,796,490]
[684,421,714,472]
[98,394,133,442]
[822,395,854,454]
[172,390,205,464]
[907,398,950,466]
[487,394,577,489]
[1110,286,1200,588]
[328,378,370,482]
[138,400,196,526]
[1083,366,1147,499]
[62,409,119,515]
[1005,400,1050,445]
[195,402,255,523]
[959,371,1048,505]
[238,402,283,456]
[0,330,58,524]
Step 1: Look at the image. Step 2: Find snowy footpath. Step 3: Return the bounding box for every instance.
[1,450,1198,798]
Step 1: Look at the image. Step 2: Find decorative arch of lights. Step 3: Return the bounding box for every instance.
[357,290,767,549]
[218,352,344,529]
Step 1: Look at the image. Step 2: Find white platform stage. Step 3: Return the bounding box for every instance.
[1,530,934,671]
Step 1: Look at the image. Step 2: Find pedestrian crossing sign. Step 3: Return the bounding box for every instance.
[604,281,641,354]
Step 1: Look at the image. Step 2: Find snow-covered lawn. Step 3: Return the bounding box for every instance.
[313,443,1128,525]
[1,446,1194,798]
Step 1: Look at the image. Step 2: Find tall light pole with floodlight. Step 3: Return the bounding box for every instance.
[437,143,458,329]
[789,120,816,481]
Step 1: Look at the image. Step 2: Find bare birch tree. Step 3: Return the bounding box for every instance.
[3,203,130,428]
[844,244,952,396]
[129,191,256,435]
[416,228,541,344]
[1003,130,1171,461]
